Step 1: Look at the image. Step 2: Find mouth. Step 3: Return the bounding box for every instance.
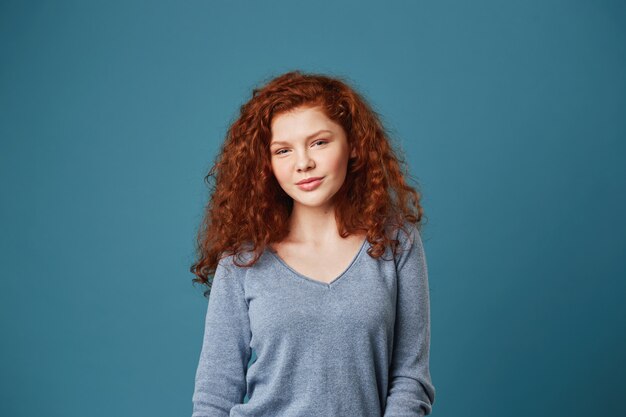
[296,176,324,185]
[296,176,324,191]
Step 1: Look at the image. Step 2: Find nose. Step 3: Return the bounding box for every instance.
[295,150,315,172]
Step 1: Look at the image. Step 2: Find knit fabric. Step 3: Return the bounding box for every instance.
[192,222,435,417]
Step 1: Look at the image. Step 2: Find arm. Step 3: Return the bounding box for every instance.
[383,225,436,417]
[191,261,252,417]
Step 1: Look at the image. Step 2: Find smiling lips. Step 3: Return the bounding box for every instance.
[296,177,324,191]
[296,176,324,185]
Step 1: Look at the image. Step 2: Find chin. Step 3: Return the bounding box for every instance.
[295,196,334,207]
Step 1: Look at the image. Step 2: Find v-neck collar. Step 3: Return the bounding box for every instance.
[267,237,369,288]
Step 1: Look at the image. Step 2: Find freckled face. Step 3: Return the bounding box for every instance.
[269,106,356,210]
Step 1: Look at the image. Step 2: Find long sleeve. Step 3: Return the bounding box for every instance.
[383,225,436,417]
[192,261,252,417]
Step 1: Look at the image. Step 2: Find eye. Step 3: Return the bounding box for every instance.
[273,139,327,156]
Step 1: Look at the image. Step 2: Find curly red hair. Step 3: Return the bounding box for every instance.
[190,70,426,296]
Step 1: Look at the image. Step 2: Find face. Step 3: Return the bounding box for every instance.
[269,106,356,211]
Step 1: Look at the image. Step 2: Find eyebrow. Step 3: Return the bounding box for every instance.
[270,129,332,147]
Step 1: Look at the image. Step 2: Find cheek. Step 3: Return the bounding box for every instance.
[328,150,349,174]
[271,161,290,183]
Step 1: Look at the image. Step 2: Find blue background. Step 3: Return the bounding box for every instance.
[1,1,624,416]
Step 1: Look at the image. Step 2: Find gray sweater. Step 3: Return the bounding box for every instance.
[191,222,436,417]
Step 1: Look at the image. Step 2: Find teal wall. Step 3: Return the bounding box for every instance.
[1,1,624,416]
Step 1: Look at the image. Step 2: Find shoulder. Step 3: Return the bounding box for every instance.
[215,244,263,283]
[393,220,421,250]
[391,220,426,269]
[217,248,255,271]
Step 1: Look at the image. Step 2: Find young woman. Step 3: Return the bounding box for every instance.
[190,70,436,417]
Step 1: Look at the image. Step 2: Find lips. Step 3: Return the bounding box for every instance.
[296,177,324,191]
[296,176,324,185]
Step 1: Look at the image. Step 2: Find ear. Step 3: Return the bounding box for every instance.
[350,146,356,159]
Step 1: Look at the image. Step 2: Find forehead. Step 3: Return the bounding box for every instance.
[270,106,338,143]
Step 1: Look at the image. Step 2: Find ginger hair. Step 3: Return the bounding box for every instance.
[190,70,426,296]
